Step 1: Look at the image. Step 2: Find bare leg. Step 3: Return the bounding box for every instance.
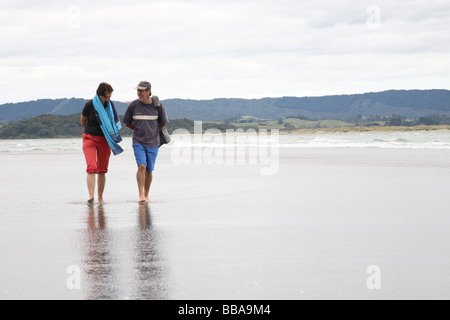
[144,171,153,203]
[87,173,96,203]
[97,173,106,203]
[137,165,148,203]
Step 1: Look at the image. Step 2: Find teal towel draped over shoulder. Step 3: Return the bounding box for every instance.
[93,95,124,156]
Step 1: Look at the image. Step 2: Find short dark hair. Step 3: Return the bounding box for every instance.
[97,82,114,97]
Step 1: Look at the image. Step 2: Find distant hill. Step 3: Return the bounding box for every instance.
[1,90,450,123]
[0,114,239,139]
[0,98,129,123]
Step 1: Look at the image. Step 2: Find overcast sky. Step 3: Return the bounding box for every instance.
[1,0,450,104]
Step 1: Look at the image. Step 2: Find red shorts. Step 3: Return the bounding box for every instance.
[83,134,111,174]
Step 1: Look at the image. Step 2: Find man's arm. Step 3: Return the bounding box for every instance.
[123,104,134,130]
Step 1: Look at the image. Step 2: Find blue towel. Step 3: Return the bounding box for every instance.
[93,95,124,156]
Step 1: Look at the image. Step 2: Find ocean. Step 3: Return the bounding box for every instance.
[1,131,450,300]
[2,131,450,153]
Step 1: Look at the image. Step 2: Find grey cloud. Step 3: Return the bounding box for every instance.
[1,0,450,103]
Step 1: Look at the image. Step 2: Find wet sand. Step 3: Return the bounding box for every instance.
[1,146,450,299]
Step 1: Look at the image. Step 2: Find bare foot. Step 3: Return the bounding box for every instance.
[139,197,152,204]
[87,198,94,205]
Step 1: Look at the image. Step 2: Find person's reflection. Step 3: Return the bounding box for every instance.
[134,204,168,299]
[83,204,117,300]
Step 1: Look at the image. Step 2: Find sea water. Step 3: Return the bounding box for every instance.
[2,131,450,153]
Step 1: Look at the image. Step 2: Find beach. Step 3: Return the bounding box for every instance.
[1,133,450,300]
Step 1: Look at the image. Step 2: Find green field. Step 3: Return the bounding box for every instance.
[231,118,354,131]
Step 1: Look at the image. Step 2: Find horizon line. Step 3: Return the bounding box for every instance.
[1,88,448,105]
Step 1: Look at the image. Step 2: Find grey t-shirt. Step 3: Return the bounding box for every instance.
[123,99,169,148]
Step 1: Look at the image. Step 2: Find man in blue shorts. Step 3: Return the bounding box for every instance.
[124,81,169,203]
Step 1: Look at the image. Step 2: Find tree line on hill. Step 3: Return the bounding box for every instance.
[346,114,450,127]
[0,114,240,139]
[1,113,450,139]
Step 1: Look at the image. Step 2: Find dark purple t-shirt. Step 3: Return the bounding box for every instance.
[123,99,169,148]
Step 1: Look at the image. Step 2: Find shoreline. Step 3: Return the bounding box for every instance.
[285,125,450,134]
[1,125,450,141]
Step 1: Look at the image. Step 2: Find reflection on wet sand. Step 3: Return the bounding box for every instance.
[83,205,117,299]
[134,204,169,299]
[81,204,167,300]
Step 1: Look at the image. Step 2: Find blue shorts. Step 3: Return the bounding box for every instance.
[133,144,159,172]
